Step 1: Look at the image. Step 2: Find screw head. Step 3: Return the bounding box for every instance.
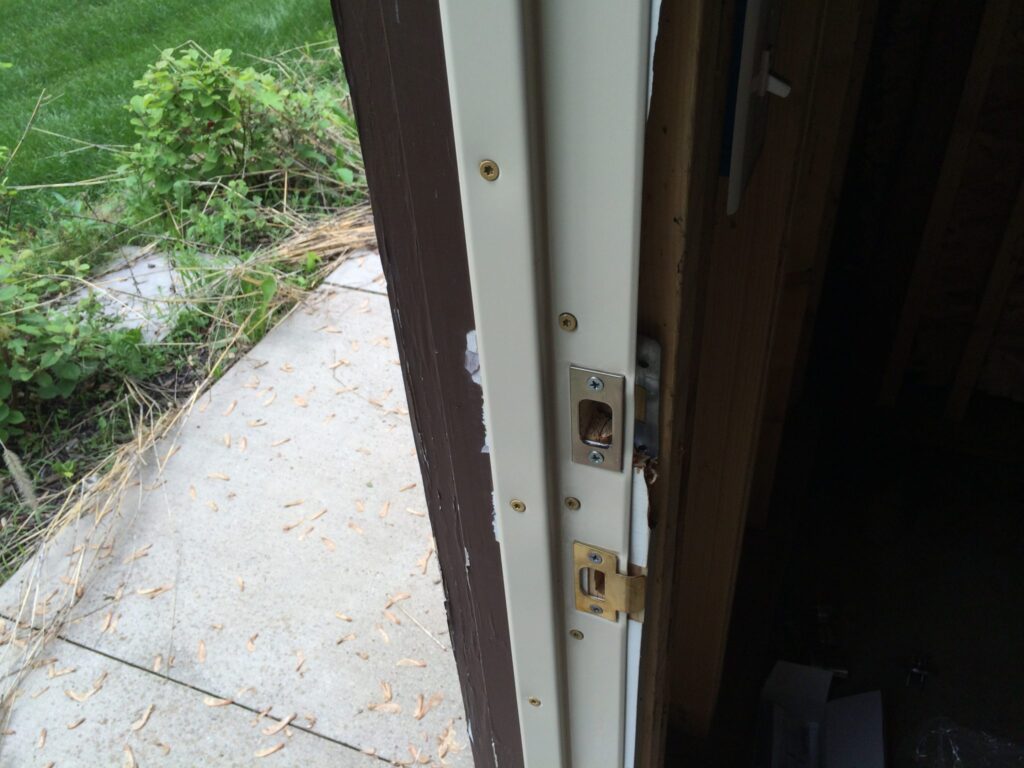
[558,312,578,332]
[588,450,605,465]
[569,629,584,640]
[586,376,604,392]
[587,551,603,565]
[589,604,604,615]
[479,159,500,181]
[528,696,542,707]
[510,499,526,513]
[564,496,581,511]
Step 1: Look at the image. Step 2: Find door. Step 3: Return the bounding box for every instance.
[439,3,655,765]
[335,1,658,765]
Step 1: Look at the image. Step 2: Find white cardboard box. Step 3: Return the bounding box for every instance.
[757,661,885,768]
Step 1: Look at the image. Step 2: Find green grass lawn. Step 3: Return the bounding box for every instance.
[0,0,335,186]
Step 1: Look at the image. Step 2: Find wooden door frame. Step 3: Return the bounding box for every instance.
[634,0,732,763]
[331,4,523,766]
[651,0,877,748]
[330,1,731,765]
[332,0,873,764]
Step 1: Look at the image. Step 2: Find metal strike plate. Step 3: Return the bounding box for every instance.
[569,366,625,471]
[573,542,646,623]
[634,335,662,459]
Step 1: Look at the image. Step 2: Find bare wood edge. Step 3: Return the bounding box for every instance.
[945,180,1024,421]
[634,0,731,764]
[879,0,1013,405]
[666,0,875,738]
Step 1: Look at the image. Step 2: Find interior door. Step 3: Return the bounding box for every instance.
[439,3,654,765]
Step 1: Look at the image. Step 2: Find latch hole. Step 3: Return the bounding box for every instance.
[578,399,613,449]
[579,567,607,600]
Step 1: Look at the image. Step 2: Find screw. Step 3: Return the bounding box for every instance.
[479,159,500,181]
[569,629,584,640]
[589,604,604,615]
[564,496,581,511]
[588,450,605,465]
[558,313,578,332]
[528,696,542,707]
[510,499,526,513]
[586,376,604,392]
[587,551,603,565]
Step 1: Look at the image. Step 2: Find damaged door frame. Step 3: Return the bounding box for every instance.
[332,4,524,766]
[332,1,731,766]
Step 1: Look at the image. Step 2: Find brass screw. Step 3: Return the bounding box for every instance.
[479,159,500,181]
[510,499,526,513]
[564,496,581,511]
[528,696,542,707]
[558,313,578,332]
[569,629,584,640]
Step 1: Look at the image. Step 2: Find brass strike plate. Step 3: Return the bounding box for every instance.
[573,542,645,623]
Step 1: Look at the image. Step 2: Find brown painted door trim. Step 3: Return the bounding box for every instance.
[331,3,524,766]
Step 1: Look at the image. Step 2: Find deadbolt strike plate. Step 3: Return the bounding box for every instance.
[569,366,625,471]
[573,541,646,623]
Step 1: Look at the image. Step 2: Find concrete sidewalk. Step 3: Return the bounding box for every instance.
[0,254,471,767]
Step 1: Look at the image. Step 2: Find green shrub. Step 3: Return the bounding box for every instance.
[0,252,161,442]
[125,48,279,198]
[184,179,269,254]
[123,45,362,219]
[1,44,363,448]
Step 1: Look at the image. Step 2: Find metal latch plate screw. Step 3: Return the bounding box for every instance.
[478,159,500,181]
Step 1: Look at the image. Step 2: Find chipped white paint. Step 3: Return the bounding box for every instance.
[464,330,482,386]
[491,493,501,543]
[465,330,491,454]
